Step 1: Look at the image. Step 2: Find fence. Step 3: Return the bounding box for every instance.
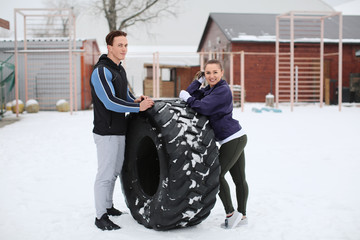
[13,8,77,115]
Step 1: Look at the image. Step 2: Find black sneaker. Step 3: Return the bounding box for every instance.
[95,213,121,231]
[107,205,123,216]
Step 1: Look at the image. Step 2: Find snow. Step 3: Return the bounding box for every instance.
[1,102,360,240]
[11,99,23,106]
[231,35,360,43]
[25,99,39,107]
[55,99,68,106]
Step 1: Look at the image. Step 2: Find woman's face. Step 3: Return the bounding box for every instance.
[204,63,224,88]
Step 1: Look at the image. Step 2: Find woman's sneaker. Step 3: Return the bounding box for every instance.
[221,212,246,229]
[239,217,248,225]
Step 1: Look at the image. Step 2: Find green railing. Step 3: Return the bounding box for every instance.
[0,55,15,118]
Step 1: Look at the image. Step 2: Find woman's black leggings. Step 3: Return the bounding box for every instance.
[218,134,248,215]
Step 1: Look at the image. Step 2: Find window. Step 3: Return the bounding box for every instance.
[146,67,153,78]
[356,49,360,58]
[161,68,171,81]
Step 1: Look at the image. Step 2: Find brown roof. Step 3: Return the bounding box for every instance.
[198,12,360,51]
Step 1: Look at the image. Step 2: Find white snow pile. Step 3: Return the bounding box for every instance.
[0,103,360,240]
[26,99,39,106]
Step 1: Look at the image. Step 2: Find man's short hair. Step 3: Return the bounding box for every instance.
[106,30,127,46]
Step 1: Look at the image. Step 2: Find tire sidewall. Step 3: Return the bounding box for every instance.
[122,113,169,228]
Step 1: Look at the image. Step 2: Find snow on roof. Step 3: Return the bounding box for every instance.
[0,37,90,42]
[99,44,200,67]
[199,12,360,49]
[231,35,360,43]
[99,45,198,55]
[334,0,360,15]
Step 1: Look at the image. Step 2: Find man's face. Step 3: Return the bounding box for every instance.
[108,36,128,62]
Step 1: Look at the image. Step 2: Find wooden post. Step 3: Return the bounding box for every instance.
[156,52,160,98]
[338,13,343,112]
[152,53,156,98]
[290,12,294,112]
[275,16,279,109]
[320,17,324,108]
[230,53,234,95]
[241,51,245,112]
[14,11,19,117]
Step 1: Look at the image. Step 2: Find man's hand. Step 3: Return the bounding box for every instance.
[134,95,149,103]
[139,98,154,111]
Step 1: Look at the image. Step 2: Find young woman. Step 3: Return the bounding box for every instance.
[179,59,248,229]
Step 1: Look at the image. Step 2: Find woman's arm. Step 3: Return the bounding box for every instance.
[187,84,230,116]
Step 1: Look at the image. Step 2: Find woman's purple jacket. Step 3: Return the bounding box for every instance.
[186,79,241,141]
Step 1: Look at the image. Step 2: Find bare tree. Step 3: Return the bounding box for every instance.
[28,0,81,37]
[92,0,180,32]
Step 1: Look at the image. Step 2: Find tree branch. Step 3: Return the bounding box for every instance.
[93,0,180,32]
[118,0,159,30]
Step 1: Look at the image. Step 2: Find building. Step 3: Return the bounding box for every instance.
[143,63,200,98]
[135,46,200,99]
[197,13,360,103]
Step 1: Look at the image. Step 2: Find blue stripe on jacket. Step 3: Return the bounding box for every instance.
[91,66,140,113]
[127,88,136,102]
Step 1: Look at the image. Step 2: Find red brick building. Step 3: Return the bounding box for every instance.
[197,13,360,103]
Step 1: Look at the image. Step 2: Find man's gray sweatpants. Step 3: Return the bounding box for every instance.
[93,133,125,219]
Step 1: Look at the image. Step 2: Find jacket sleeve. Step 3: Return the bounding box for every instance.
[91,66,140,113]
[187,84,230,116]
[186,80,205,100]
[127,87,136,102]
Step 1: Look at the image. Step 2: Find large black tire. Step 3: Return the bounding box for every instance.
[122,99,220,231]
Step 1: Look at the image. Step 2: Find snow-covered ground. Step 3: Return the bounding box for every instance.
[1,102,359,240]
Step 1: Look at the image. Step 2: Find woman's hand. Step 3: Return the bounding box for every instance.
[193,71,204,81]
[179,90,191,102]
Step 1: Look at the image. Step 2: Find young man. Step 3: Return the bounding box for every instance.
[90,30,154,231]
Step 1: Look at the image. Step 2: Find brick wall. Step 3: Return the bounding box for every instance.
[231,42,276,102]
[230,42,360,102]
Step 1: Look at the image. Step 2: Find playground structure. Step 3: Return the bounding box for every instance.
[275,11,343,111]
[0,18,12,118]
[5,9,101,116]
[13,8,77,116]
[0,55,15,117]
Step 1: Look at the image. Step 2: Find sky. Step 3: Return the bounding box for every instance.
[0,0,358,47]
[1,102,360,240]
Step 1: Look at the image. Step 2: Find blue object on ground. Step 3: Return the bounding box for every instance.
[252,107,282,113]
[252,107,262,113]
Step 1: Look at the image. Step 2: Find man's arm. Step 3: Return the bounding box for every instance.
[91,66,140,113]
[127,88,136,102]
